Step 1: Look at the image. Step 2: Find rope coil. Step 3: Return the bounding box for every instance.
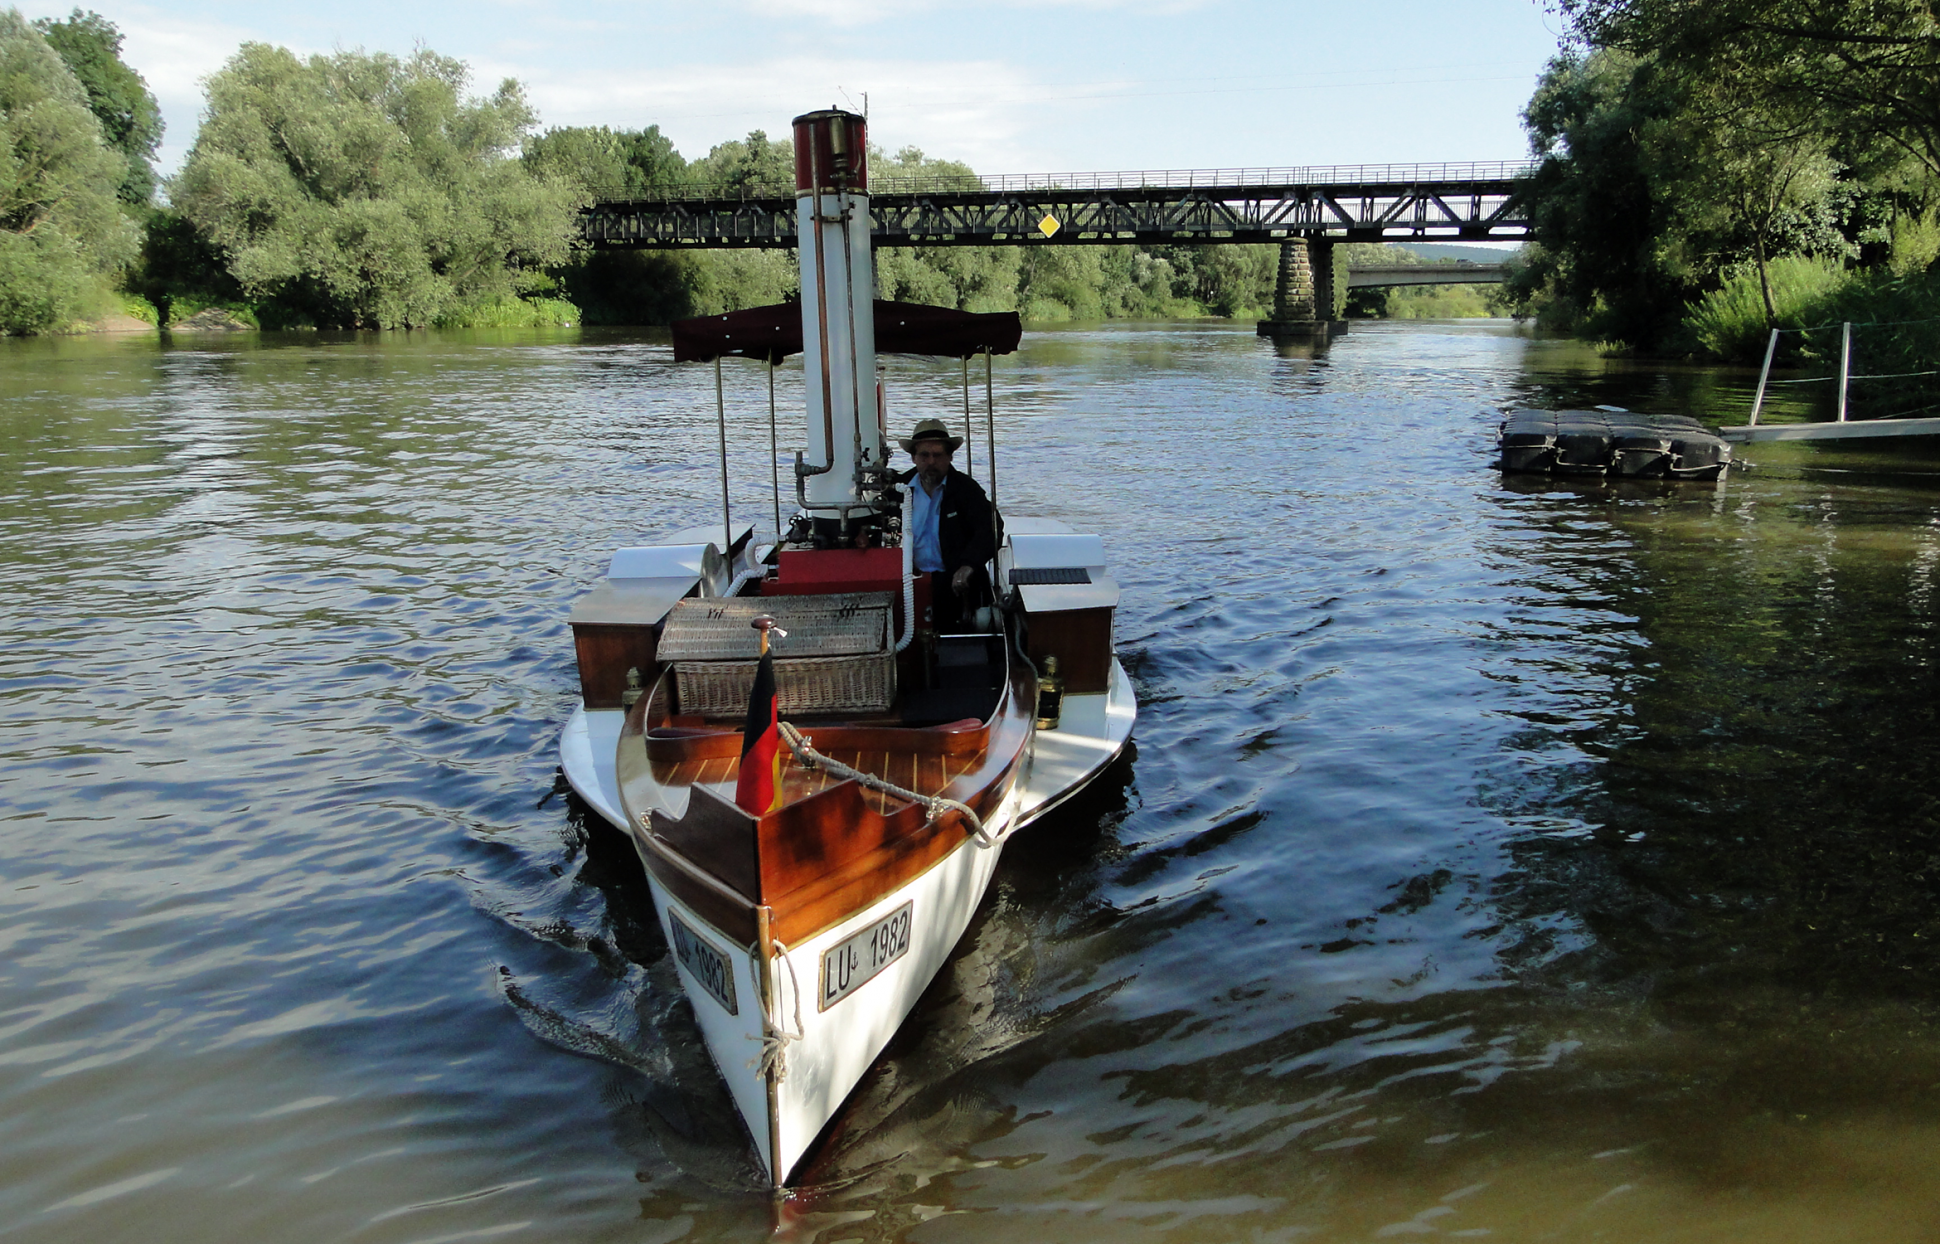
[777,721,995,847]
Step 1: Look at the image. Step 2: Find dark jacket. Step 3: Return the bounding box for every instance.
[898,467,1001,576]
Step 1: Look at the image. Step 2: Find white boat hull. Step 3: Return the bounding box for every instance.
[639,790,1015,1180]
[558,657,1135,1183]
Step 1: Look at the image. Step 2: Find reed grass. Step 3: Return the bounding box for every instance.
[433,296,581,328]
[1685,256,1849,361]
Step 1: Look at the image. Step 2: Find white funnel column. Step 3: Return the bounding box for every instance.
[793,109,881,512]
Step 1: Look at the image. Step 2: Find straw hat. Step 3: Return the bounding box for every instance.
[898,418,963,453]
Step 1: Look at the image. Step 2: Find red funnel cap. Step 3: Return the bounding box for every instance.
[792,109,867,194]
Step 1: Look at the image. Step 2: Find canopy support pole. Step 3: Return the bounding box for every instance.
[961,355,974,478]
[985,351,997,503]
[716,356,732,552]
[769,361,781,536]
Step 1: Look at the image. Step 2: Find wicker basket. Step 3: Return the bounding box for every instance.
[674,652,895,716]
[658,593,892,661]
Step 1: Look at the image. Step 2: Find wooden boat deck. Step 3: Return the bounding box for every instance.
[652,748,982,814]
[618,663,1033,947]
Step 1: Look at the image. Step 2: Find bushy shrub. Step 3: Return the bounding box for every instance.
[433,295,580,328]
[1685,255,1850,360]
[0,11,137,333]
[173,44,585,329]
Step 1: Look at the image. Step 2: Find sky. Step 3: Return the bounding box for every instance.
[18,0,1572,184]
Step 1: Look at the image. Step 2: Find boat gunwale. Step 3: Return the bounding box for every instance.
[618,640,1035,948]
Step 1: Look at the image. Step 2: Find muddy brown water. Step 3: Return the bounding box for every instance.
[6,320,1940,1242]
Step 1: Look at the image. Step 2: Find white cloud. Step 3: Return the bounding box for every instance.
[494,55,1122,173]
[733,0,1210,26]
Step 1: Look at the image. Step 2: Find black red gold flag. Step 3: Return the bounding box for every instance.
[735,651,784,815]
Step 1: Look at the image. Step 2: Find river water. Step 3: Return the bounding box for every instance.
[5,319,1940,1242]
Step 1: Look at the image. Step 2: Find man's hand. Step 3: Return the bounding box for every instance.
[951,565,974,595]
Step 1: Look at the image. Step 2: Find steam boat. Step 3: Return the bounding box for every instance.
[557,108,1135,1187]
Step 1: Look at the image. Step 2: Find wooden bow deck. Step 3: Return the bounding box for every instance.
[616,664,1034,948]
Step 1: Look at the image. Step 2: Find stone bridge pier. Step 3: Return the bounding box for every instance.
[1258,237,1345,340]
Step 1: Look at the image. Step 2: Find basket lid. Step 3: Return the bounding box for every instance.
[657,592,893,661]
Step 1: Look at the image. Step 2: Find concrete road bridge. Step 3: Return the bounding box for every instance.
[578,161,1532,337]
[1346,263,1505,288]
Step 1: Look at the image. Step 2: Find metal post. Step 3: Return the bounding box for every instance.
[961,355,973,478]
[715,356,732,550]
[768,362,781,537]
[1837,322,1852,422]
[1749,328,1779,426]
[984,351,997,503]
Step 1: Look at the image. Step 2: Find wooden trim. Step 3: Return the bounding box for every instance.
[767,661,1033,945]
[645,717,989,765]
[618,631,1035,950]
[573,622,660,709]
[653,784,760,901]
[632,837,759,945]
[1023,607,1114,694]
[647,728,744,762]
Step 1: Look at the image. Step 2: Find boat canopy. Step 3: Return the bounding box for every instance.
[672,300,1022,365]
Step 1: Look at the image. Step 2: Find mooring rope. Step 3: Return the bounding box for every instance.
[751,937,805,1083]
[776,721,995,847]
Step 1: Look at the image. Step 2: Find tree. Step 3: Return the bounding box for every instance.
[1659,96,1840,325]
[1509,49,1696,344]
[0,8,136,333]
[33,8,160,205]
[172,44,586,329]
[1563,0,1940,181]
[687,129,794,193]
[522,124,684,199]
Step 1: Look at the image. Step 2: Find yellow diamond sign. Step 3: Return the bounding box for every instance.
[1037,213,1061,238]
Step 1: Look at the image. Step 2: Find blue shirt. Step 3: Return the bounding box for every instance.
[910,476,946,573]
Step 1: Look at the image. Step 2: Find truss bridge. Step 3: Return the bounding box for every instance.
[579,161,1532,340]
[580,162,1533,251]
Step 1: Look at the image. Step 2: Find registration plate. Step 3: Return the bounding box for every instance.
[669,910,738,1015]
[819,902,913,1011]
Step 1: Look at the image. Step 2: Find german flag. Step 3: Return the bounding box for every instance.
[735,649,784,815]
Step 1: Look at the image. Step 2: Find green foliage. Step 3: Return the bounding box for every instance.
[687,129,794,192]
[522,125,684,199]
[133,208,242,323]
[33,9,160,205]
[682,249,797,314]
[1150,244,1277,318]
[1518,1,1940,352]
[1564,0,1940,180]
[0,8,136,333]
[1888,209,1940,277]
[172,44,586,329]
[555,249,697,325]
[433,294,579,327]
[165,297,258,329]
[114,290,154,323]
[1382,284,1505,319]
[1684,255,1849,358]
[1509,50,1693,345]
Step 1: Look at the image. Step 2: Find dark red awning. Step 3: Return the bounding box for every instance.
[671,300,1022,364]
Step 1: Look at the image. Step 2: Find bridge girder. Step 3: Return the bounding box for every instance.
[580,176,1529,249]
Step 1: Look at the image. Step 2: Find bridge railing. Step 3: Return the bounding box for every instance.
[588,160,1540,204]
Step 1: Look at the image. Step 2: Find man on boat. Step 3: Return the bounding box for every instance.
[898,418,1000,629]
